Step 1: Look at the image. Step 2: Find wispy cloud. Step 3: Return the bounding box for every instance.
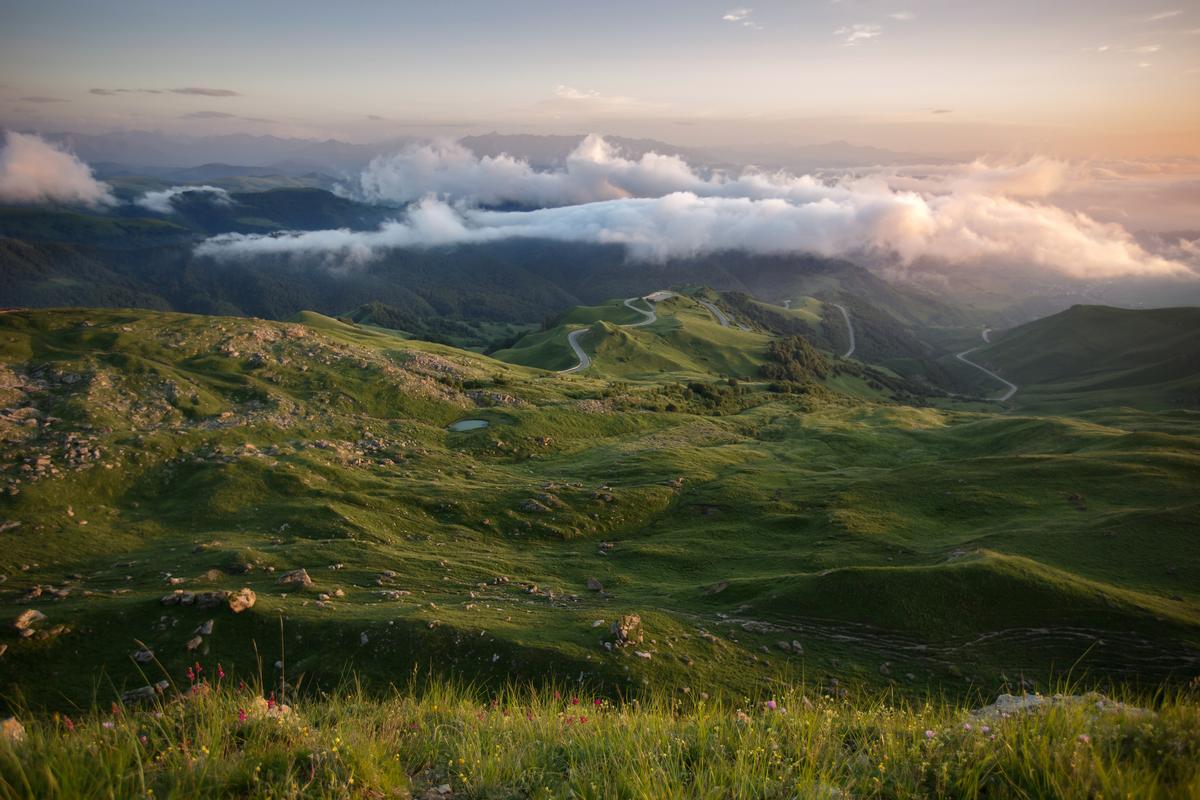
[930,108,953,115]
[180,110,274,123]
[182,110,237,119]
[1123,44,1162,53]
[549,85,648,111]
[170,87,240,97]
[20,96,66,103]
[1146,9,1182,21]
[722,7,761,28]
[88,86,163,95]
[889,11,915,21]
[367,114,387,121]
[835,24,883,46]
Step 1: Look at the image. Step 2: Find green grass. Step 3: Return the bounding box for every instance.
[2,677,1197,799]
[976,305,1200,410]
[0,306,1197,721]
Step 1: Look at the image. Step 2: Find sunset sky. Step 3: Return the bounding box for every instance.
[2,0,1198,156]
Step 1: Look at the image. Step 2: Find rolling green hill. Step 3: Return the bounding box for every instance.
[0,307,1196,714]
[976,305,1200,409]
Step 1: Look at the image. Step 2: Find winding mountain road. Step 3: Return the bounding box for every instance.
[955,331,1018,401]
[557,295,665,374]
[832,303,856,358]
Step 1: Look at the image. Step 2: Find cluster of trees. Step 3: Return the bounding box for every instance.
[760,335,830,383]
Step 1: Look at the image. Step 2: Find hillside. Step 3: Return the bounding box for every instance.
[975,305,1200,409]
[0,308,1196,714]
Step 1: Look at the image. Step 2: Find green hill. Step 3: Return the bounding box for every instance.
[976,305,1200,409]
[0,307,1196,713]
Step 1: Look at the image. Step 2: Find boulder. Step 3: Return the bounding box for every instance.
[228,587,256,613]
[586,577,604,592]
[277,568,312,589]
[13,609,45,632]
[194,619,214,636]
[132,648,155,664]
[195,591,228,609]
[609,614,643,647]
[184,636,203,652]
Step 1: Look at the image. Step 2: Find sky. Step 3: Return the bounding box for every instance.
[1,0,1198,157]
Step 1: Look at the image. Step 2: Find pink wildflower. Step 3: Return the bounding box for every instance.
[217,664,225,680]
[238,709,247,724]
[766,700,778,711]
[102,721,115,729]
[925,729,936,739]
[63,716,75,732]
[1078,734,1091,744]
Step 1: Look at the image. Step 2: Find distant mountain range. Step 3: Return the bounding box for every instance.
[15,128,950,177]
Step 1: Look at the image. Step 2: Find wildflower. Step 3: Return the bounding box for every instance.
[981,725,990,734]
[63,716,75,732]
[102,721,115,729]
[1078,734,1091,744]
[217,664,225,680]
[766,700,778,711]
[594,698,602,707]
[572,696,579,705]
[580,716,588,724]
[924,729,936,739]
[962,722,972,731]
[554,691,561,699]
[139,734,149,745]
[238,709,247,724]
[186,667,195,683]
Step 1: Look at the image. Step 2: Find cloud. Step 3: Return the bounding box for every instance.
[367,114,387,121]
[90,88,163,95]
[203,136,1193,280]
[1123,44,1161,53]
[20,96,66,103]
[930,108,953,115]
[181,110,238,119]
[136,185,233,214]
[835,24,883,46]
[178,110,273,122]
[0,131,115,207]
[170,87,239,97]
[721,7,761,28]
[889,11,915,21]
[1146,9,1182,20]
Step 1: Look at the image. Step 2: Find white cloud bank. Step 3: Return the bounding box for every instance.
[200,136,1195,280]
[0,131,116,207]
[136,185,233,214]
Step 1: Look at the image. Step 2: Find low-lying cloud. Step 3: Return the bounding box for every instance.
[136,185,232,214]
[0,131,116,207]
[201,136,1195,280]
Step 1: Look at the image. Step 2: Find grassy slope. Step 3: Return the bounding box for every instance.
[0,308,1196,716]
[495,295,772,381]
[976,305,1200,409]
[3,680,1197,799]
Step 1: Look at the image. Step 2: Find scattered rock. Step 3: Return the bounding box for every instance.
[228,588,256,613]
[195,591,228,609]
[277,568,312,589]
[586,577,604,592]
[194,619,214,636]
[609,614,643,647]
[184,636,203,652]
[132,648,155,664]
[13,609,46,633]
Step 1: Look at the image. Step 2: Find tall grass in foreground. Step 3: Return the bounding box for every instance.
[1,677,1197,799]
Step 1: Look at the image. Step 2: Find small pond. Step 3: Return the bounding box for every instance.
[447,418,490,432]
